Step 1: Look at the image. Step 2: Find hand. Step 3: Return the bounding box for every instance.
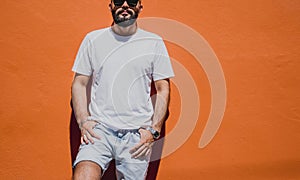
[129,128,154,159]
[79,120,101,144]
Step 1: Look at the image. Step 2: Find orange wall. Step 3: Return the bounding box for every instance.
[0,0,299,179]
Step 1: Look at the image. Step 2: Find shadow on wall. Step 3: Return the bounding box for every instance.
[69,81,168,179]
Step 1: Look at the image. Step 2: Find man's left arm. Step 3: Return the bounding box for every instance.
[130,79,170,158]
[151,79,170,133]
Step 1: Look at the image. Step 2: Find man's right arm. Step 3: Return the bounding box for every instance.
[72,73,90,124]
[72,73,100,144]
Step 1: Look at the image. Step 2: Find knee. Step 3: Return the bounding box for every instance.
[73,161,102,180]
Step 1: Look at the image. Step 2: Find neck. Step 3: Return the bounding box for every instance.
[111,22,138,36]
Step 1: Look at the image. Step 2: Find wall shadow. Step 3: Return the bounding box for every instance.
[69,81,168,179]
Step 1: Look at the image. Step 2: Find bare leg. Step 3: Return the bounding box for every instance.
[73,161,102,180]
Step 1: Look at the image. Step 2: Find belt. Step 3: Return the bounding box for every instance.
[98,122,140,138]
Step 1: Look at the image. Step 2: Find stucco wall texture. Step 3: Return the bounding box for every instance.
[1,0,299,179]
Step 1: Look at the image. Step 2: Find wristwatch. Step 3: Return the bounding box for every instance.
[141,126,160,140]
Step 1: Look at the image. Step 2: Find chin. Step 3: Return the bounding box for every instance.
[115,18,137,27]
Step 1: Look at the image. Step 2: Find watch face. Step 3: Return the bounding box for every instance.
[153,131,160,139]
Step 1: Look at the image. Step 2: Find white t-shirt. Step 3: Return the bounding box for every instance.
[72,27,174,130]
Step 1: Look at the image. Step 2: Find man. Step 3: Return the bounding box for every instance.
[71,0,174,179]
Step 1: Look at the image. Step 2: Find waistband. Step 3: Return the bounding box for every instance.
[96,122,140,137]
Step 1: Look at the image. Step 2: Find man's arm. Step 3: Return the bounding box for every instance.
[130,79,170,158]
[72,73,100,144]
[151,79,170,133]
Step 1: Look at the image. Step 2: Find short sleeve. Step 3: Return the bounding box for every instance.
[72,35,93,76]
[152,39,175,81]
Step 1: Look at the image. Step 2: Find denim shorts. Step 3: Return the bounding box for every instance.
[73,123,150,180]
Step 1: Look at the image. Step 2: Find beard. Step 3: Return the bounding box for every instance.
[111,7,140,27]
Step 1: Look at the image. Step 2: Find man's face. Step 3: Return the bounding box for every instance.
[110,0,142,27]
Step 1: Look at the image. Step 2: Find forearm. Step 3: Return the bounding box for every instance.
[151,87,170,132]
[72,81,89,124]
